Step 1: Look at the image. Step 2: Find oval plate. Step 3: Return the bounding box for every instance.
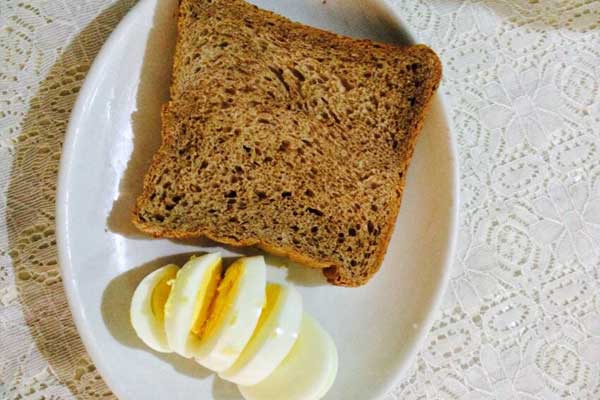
[56,0,458,399]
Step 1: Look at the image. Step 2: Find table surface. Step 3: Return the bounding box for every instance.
[2,0,600,399]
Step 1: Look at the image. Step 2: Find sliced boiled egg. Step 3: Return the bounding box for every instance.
[164,252,223,357]
[219,283,302,385]
[238,314,338,400]
[130,264,179,353]
[195,255,267,372]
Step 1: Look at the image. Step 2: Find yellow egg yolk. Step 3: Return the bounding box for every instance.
[197,259,246,341]
[219,283,284,379]
[151,267,178,322]
[251,283,282,338]
[190,260,223,337]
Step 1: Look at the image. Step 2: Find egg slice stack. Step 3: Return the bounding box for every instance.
[130,253,338,400]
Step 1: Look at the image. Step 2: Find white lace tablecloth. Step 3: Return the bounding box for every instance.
[2,0,600,398]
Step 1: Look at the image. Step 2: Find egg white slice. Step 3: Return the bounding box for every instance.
[130,264,179,353]
[219,283,302,385]
[238,314,338,400]
[164,252,223,358]
[195,255,266,372]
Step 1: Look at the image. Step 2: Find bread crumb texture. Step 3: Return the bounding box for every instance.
[133,0,442,286]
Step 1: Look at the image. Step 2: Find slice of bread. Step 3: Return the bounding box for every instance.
[132,0,442,286]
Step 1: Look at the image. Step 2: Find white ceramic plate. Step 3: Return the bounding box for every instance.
[56,0,458,399]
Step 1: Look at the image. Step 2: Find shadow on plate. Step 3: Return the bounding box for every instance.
[284,260,329,287]
[213,375,244,400]
[106,0,178,238]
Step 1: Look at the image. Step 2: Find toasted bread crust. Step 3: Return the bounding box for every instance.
[132,0,442,286]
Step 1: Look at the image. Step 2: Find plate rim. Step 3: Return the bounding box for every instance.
[56,0,459,398]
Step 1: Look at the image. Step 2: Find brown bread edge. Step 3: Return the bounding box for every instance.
[325,54,442,286]
[131,0,443,286]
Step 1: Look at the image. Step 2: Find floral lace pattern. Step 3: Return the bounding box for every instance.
[1,0,599,398]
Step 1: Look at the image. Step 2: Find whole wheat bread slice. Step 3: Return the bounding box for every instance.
[132,0,442,286]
